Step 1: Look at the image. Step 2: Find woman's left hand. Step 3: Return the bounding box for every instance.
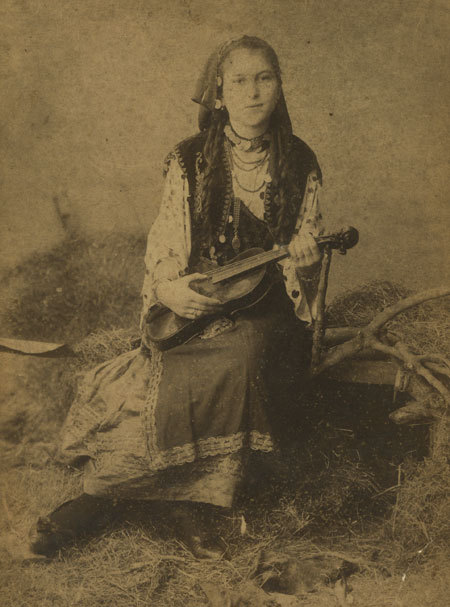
[288,230,322,272]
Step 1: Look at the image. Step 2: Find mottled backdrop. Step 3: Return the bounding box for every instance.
[1,0,448,296]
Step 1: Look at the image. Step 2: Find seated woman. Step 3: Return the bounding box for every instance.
[29,35,323,560]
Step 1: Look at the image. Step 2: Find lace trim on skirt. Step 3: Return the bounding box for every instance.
[141,345,274,472]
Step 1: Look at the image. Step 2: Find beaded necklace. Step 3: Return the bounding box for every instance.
[229,138,271,193]
[231,147,269,172]
[232,172,266,193]
[211,140,274,255]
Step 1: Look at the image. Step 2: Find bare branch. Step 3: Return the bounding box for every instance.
[311,246,332,369]
[367,286,450,334]
[370,339,450,401]
[323,326,359,346]
[312,334,366,375]
[312,284,450,419]
[423,362,450,380]
[396,342,450,401]
[419,354,450,368]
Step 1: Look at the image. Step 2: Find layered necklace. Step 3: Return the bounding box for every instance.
[231,147,269,193]
[224,123,271,193]
[220,125,272,253]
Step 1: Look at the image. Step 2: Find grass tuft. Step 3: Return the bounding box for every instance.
[388,443,450,554]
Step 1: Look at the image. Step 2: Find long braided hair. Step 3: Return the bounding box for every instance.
[195,37,301,248]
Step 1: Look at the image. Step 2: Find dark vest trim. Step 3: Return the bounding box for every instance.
[163,131,321,249]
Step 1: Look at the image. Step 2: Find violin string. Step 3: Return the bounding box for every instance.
[204,247,288,282]
[203,251,276,280]
[201,233,336,283]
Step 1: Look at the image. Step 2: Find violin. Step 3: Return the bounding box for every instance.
[144,227,358,351]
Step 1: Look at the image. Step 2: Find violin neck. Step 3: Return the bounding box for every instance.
[204,228,357,285]
[209,246,290,284]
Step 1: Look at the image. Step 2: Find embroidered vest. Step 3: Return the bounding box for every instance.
[164,131,320,266]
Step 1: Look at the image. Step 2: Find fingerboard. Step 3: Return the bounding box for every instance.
[206,247,290,284]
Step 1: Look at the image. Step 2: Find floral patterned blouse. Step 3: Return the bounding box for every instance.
[141,148,323,326]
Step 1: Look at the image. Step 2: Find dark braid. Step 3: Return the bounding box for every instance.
[195,109,228,248]
[271,109,298,244]
[196,37,301,246]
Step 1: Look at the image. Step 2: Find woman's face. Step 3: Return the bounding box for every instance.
[221,47,280,135]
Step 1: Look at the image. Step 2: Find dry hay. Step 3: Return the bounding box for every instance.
[0,466,327,607]
[1,465,389,607]
[327,280,412,327]
[386,414,450,557]
[3,464,445,607]
[72,327,140,368]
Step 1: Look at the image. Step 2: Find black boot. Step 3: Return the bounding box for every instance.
[29,515,76,558]
[168,502,225,560]
[29,494,115,558]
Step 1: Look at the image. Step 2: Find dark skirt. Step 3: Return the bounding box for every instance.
[59,283,311,507]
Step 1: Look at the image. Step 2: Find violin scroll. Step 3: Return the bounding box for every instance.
[316,226,359,254]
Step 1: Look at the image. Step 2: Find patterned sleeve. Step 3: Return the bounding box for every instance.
[140,154,191,326]
[279,169,324,324]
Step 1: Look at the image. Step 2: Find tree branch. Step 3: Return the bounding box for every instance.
[395,341,450,402]
[423,362,450,380]
[314,286,450,384]
[323,326,359,346]
[367,286,450,334]
[311,245,333,369]
[312,333,367,375]
[419,354,450,368]
[369,339,450,401]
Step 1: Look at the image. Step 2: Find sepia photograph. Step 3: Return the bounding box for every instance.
[1,1,449,605]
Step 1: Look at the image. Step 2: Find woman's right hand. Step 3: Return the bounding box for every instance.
[156,274,223,319]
